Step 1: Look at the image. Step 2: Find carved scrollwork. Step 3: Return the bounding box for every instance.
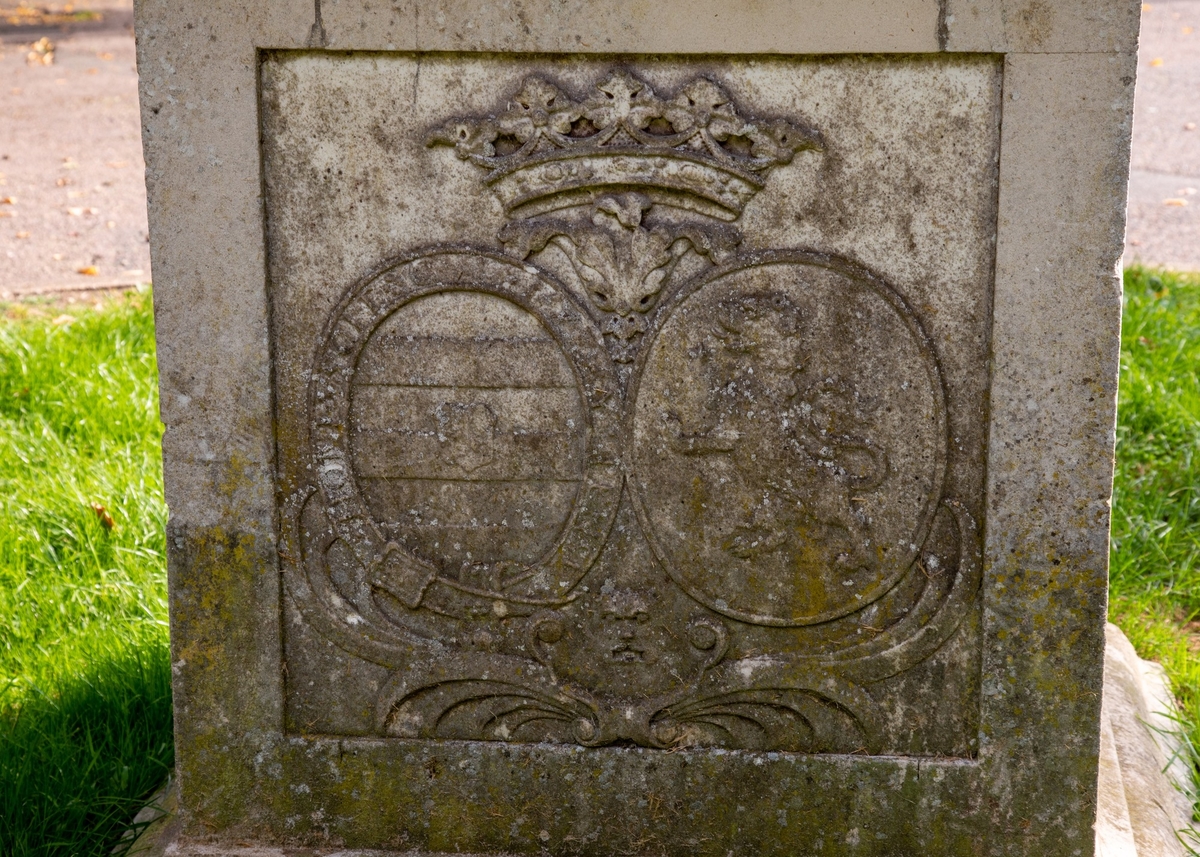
[376,652,880,753]
[818,499,982,683]
[379,658,600,744]
[650,660,882,753]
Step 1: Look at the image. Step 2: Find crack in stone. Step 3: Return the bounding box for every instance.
[307,0,327,48]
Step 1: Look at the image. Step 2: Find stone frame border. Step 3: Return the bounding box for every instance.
[136,1,1137,853]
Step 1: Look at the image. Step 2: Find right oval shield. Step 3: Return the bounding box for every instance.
[630,254,947,627]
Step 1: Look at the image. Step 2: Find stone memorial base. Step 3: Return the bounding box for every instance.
[134,0,1140,851]
[130,624,1196,857]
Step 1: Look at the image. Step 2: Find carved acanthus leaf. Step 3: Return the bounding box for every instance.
[498,194,741,323]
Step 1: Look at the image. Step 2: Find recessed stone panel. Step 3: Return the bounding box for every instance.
[264,54,1000,759]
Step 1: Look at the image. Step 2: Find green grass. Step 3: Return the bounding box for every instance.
[0,292,172,857]
[0,270,1198,852]
[1109,266,1200,826]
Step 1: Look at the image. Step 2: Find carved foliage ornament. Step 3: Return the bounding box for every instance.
[282,70,980,754]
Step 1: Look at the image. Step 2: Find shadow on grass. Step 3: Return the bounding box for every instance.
[0,638,173,857]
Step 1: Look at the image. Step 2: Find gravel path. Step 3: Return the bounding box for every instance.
[0,1,149,296]
[1126,0,1200,272]
[0,1,1195,297]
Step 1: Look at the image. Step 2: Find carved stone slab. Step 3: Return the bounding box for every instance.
[265,57,997,757]
[136,1,1138,852]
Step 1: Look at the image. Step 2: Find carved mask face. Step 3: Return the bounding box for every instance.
[533,587,720,699]
[598,589,654,664]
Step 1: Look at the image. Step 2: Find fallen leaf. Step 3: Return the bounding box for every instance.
[15,231,29,239]
[61,157,78,170]
[105,220,115,228]
[0,196,15,205]
[1150,57,1164,67]
[52,253,63,260]
[0,212,12,219]
[98,52,114,61]
[105,161,128,168]
[1186,122,1197,131]
[66,206,99,216]
[121,268,144,277]
[90,503,116,531]
[77,265,98,275]
[1164,198,1189,206]
[1185,26,1194,34]
[55,177,71,187]
[25,36,54,66]
[1143,2,1152,9]
[52,314,75,325]
[86,68,98,75]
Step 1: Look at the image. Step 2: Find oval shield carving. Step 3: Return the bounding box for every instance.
[629,252,948,627]
[349,290,587,581]
[307,249,622,618]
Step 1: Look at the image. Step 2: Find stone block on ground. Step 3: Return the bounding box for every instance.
[135,0,1140,853]
[1097,623,1197,857]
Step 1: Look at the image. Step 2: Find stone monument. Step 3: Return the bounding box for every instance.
[135,1,1140,853]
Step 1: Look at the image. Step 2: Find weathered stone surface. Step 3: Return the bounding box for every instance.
[135,0,1139,853]
[313,0,942,52]
[943,0,1141,53]
[131,626,1199,857]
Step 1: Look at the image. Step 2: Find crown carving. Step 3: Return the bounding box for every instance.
[427,71,823,221]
